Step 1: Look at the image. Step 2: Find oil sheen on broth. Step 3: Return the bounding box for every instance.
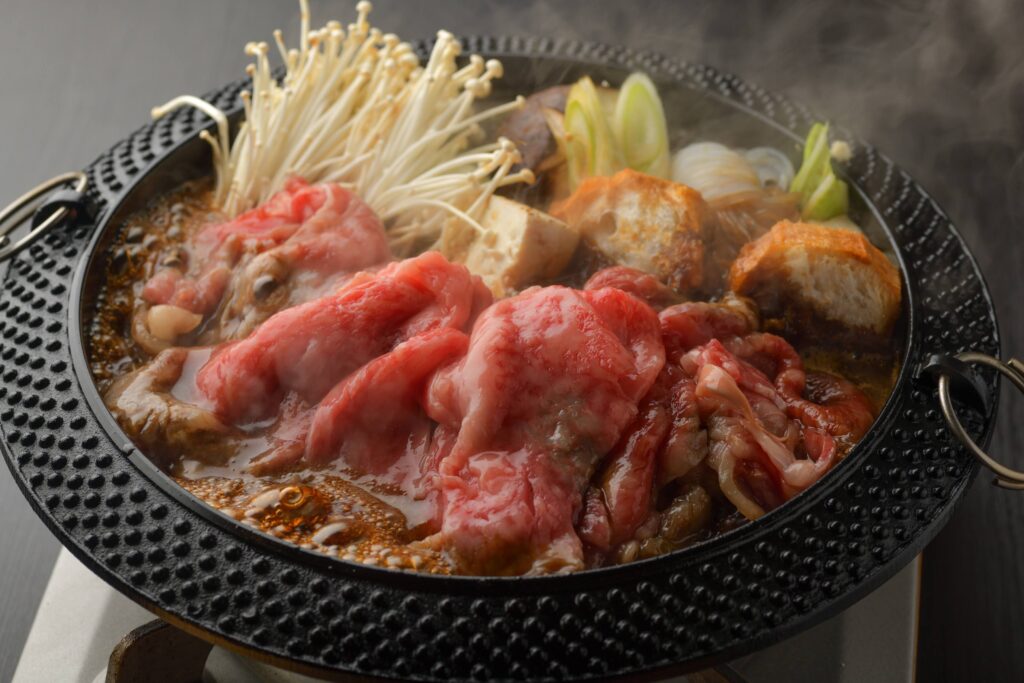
[89,179,898,575]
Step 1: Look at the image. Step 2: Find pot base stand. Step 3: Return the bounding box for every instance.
[13,548,919,683]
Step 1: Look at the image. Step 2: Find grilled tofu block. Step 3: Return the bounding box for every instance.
[728,220,901,338]
[444,195,579,298]
[551,169,706,292]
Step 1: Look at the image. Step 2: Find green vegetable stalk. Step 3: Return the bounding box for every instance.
[614,73,670,178]
[790,122,849,221]
[560,73,671,190]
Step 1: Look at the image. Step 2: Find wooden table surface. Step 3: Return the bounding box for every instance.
[1,1,1021,681]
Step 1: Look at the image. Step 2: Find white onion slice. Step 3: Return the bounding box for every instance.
[743,146,795,189]
[672,142,760,200]
[672,141,796,200]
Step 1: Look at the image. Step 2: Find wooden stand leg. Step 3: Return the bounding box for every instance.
[106,619,214,683]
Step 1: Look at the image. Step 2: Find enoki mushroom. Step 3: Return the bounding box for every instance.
[151,0,533,254]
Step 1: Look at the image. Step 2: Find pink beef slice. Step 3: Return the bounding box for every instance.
[248,327,471,484]
[303,327,470,479]
[575,295,876,556]
[584,265,680,310]
[143,178,391,338]
[652,297,763,491]
[194,251,492,425]
[580,371,672,550]
[577,297,761,552]
[578,297,757,554]
[422,285,665,575]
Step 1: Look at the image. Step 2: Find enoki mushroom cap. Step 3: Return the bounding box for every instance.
[149,0,531,253]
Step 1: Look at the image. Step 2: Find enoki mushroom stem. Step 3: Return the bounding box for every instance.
[151,0,530,254]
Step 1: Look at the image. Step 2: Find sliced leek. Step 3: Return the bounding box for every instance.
[790,123,829,196]
[790,122,849,220]
[803,173,849,221]
[614,73,670,178]
[556,72,672,190]
[563,99,596,191]
[564,76,621,190]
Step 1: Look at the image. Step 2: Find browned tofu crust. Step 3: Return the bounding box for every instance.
[729,220,901,337]
[551,169,706,292]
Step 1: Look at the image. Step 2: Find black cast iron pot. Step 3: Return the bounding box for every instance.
[0,37,1010,681]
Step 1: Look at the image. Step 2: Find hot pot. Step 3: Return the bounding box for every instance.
[0,37,1012,681]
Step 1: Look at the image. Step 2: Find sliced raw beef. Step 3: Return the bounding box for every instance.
[651,297,760,489]
[422,285,665,574]
[195,251,491,424]
[659,294,758,361]
[118,236,878,574]
[582,300,874,556]
[580,372,672,550]
[583,266,680,310]
[304,328,470,477]
[142,178,391,341]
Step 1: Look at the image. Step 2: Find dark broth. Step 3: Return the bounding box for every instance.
[89,177,898,575]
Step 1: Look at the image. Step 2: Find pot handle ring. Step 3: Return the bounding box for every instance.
[0,171,90,263]
[925,352,1024,490]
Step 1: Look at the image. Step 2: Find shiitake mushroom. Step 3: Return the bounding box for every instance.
[252,273,280,301]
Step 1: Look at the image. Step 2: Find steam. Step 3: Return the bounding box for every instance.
[348,0,1022,334]
[340,1,1021,240]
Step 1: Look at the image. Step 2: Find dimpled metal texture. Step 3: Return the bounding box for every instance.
[0,38,1000,681]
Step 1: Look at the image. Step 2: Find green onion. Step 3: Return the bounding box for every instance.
[558,73,673,190]
[803,173,849,221]
[564,76,621,190]
[562,99,594,190]
[790,122,849,220]
[614,73,670,178]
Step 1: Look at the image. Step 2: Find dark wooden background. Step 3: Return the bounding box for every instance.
[1,1,1021,681]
